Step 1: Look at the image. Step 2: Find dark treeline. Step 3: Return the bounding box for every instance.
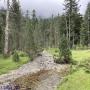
[0,0,90,60]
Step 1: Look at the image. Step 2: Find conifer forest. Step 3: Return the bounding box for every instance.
[0,0,90,90]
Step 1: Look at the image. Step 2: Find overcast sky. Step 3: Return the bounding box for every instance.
[0,0,90,18]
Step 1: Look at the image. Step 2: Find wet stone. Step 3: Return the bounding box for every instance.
[0,83,20,90]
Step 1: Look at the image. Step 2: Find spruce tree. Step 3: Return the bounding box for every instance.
[84,2,90,47]
[64,0,80,48]
[58,15,72,64]
[50,14,55,48]
[0,9,6,53]
[59,35,72,63]
[10,0,21,51]
[80,21,88,46]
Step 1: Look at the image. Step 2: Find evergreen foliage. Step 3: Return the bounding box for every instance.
[12,50,20,62]
[82,2,90,46]
[59,36,72,64]
[0,0,89,59]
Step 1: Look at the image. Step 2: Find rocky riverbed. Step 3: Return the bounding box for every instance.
[0,51,69,90]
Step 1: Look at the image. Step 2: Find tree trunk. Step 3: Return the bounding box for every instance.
[73,32,75,48]
[65,15,68,41]
[68,14,71,48]
[88,11,90,47]
[4,0,10,55]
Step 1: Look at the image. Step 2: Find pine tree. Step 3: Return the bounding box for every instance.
[59,35,72,63]
[10,0,21,51]
[50,14,55,47]
[0,8,6,53]
[24,10,38,58]
[58,15,72,64]
[64,0,80,48]
[80,21,88,46]
[84,2,90,47]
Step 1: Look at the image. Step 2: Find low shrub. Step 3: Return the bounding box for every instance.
[54,57,73,64]
[54,58,62,64]
[84,60,90,73]
[18,51,28,57]
[12,51,20,62]
[85,65,90,73]
[55,49,59,53]
[69,65,80,74]
[79,59,90,73]
[3,54,10,59]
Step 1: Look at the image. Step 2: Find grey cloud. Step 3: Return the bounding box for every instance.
[0,0,90,18]
[20,0,64,18]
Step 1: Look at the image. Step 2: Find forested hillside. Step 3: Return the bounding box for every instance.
[0,0,90,55]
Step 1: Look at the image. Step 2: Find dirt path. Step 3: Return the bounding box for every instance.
[0,51,69,90]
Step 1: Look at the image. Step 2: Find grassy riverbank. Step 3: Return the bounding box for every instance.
[47,48,90,90]
[0,51,30,75]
